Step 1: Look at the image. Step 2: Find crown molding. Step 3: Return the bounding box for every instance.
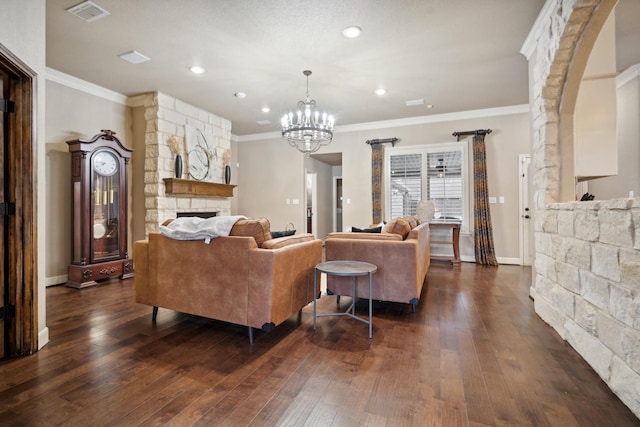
[234,104,530,142]
[45,66,531,144]
[617,63,640,88]
[520,0,555,59]
[46,67,129,105]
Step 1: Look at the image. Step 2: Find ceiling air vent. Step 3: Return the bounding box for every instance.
[66,1,110,23]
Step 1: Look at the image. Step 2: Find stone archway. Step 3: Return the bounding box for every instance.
[528,0,640,418]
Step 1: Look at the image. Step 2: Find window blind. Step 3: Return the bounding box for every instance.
[427,151,463,221]
[388,149,463,222]
[389,153,422,219]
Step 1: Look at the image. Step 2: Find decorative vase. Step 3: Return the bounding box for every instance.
[224,164,231,184]
[174,154,183,178]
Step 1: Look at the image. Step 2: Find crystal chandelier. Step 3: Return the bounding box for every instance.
[281,70,334,156]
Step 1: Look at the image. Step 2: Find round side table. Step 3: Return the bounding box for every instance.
[313,260,378,338]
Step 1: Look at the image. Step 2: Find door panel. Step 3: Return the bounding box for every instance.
[1,70,7,359]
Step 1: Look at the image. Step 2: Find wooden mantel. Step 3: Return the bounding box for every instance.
[163,178,236,198]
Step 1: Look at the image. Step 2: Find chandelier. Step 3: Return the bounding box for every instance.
[281,70,334,156]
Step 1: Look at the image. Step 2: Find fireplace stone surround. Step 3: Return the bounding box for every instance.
[138,92,232,236]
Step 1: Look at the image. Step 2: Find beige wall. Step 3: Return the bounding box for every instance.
[589,67,640,199]
[236,138,306,231]
[237,110,530,262]
[1,0,47,347]
[45,80,130,284]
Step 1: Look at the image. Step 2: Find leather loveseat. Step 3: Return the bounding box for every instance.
[134,218,323,343]
[324,216,430,312]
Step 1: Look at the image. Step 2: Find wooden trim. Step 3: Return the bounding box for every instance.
[0,42,38,356]
[163,178,235,198]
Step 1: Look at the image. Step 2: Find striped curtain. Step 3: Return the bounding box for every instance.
[371,143,383,224]
[472,133,498,266]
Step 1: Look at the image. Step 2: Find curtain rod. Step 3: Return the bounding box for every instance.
[366,137,398,146]
[452,129,492,141]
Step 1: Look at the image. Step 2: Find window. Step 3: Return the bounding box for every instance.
[385,141,469,229]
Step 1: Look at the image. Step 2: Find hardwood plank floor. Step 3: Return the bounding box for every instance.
[1,264,638,426]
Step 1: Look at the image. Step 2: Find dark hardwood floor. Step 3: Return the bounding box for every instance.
[1,264,639,426]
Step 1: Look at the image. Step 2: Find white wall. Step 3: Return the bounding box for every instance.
[0,0,47,348]
[237,108,530,262]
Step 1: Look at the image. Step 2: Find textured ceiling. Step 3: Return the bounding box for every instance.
[46,0,639,137]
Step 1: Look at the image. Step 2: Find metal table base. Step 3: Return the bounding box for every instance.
[313,260,378,338]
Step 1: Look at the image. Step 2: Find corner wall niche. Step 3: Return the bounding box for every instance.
[137,92,233,235]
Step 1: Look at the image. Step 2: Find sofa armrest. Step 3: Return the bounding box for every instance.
[248,237,322,328]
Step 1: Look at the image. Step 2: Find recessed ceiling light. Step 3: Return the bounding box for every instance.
[118,50,150,64]
[190,66,206,74]
[405,98,425,107]
[374,88,386,96]
[256,120,272,125]
[234,92,247,99]
[426,104,434,109]
[261,107,271,113]
[343,26,362,38]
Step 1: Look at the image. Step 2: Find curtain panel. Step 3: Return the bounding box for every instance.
[371,143,383,224]
[472,134,498,266]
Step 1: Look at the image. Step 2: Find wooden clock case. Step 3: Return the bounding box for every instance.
[66,129,134,288]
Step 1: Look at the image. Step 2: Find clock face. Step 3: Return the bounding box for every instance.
[93,151,118,176]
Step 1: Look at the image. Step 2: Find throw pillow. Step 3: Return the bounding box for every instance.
[229,217,272,247]
[383,218,411,239]
[271,229,296,238]
[351,226,382,233]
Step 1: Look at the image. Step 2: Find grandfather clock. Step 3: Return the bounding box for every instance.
[66,130,134,288]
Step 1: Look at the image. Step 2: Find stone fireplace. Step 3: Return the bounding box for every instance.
[139,92,233,235]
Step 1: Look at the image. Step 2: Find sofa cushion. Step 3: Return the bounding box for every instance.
[261,233,315,249]
[383,218,411,239]
[230,218,272,247]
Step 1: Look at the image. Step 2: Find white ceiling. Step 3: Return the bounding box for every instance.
[46,1,640,137]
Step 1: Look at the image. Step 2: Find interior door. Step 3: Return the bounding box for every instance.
[335,177,343,232]
[305,171,317,234]
[0,70,8,359]
[519,154,533,266]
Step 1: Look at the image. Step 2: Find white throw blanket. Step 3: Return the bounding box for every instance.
[159,215,246,243]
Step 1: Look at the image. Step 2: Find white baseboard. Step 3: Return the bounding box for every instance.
[45,274,68,287]
[433,253,522,265]
[38,327,50,350]
[497,257,521,265]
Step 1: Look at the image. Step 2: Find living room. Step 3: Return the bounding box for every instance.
[2,0,640,424]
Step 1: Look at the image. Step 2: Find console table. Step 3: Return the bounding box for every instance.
[429,221,461,266]
[313,260,377,338]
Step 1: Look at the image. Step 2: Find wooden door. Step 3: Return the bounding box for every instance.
[0,68,7,359]
[0,44,37,358]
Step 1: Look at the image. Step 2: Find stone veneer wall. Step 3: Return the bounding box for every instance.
[534,199,640,415]
[141,92,232,235]
[526,0,640,417]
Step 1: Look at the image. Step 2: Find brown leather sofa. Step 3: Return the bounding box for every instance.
[134,218,323,343]
[324,216,430,312]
